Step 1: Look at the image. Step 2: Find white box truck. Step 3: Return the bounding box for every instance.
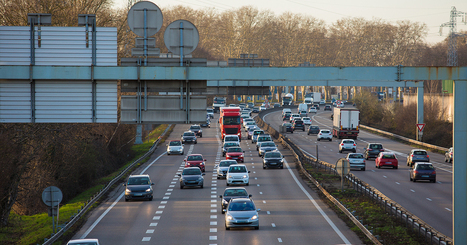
[332,108,360,139]
[312,92,321,103]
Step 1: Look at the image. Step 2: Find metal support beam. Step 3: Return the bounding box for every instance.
[453,80,467,244]
[416,87,424,141]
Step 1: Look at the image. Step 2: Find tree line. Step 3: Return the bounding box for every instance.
[1,0,466,227]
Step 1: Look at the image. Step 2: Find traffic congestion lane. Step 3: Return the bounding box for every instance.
[263,108,453,237]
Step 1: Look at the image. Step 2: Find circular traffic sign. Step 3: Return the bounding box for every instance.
[42,186,63,207]
[335,158,350,176]
[127,1,163,37]
[164,19,199,55]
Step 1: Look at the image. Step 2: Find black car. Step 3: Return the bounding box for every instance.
[252,107,259,113]
[178,167,205,189]
[314,104,320,110]
[181,131,198,144]
[273,103,280,108]
[219,187,252,214]
[282,122,293,133]
[307,125,320,135]
[123,175,154,201]
[283,114,291,121]
[263,151,284,169]
[189,124,202,137]
[292,120,305,131]
[363,143,384,159]
[324,105,332,111]
[410,162,436,183]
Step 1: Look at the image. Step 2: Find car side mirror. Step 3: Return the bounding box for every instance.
[249,194,252,198]
[204,159,207,161]
[202,173,205,176]
[243,151,245,153]
[184,159,186,162]
[223,209,227,213]
[151,183,155,185]
[177,174,181,176]
[123,183,126,186]
[257,209,261,212]
[248,171,251,173]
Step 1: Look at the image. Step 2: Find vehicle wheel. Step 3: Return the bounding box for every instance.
[246,182,249,186]
[200,184,204,188]
[329,139,332,141]
[317,138,320,141]
[125,198,129,202]
[225,226,230,230]
[339,150,342,153]
[362,168,365,171]
[353,149,356,153]
[394,166,398,169]
[280,165,284,169]
[291,131,293,134]
[221,209,225,214]
[167,153,170,155]
[432,179,436,183]
[195,141,197,144]
[180,185,184,189]
[255,226,259,230]
[226,183,229,186]
[148,196,153,201]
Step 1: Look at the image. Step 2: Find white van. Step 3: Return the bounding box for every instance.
[297,103,308,114]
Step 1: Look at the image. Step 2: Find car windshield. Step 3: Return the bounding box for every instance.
[262,142,275,147]
[169,141,181,146]
[224,189,248,196]
[229,166,247,173]
[343,140,354,144]
[265,152,281,158]
[310,126,319,129]
[184,132,194,136]
[349,154,364,159]
[258,136,270,141]
[224,142,238,147]
[228,201,255,211]
[182,168,201,175]
[227,147,242,152]
[382,154,396,159]
[370,144,382,149]
[303,118,310,120]
[416,164,434,170]
[413,151,427,155]
[254,131,264,135]
[247,122,256,125]
[219,161,237,167]
[225,136,238,141]
[321,130,330,133]
[283,123,292,126]
[187,155,203,161]
[127,177,150,185]
[244,118,253,122]
[190,125,200,130]
[207,109,213,113]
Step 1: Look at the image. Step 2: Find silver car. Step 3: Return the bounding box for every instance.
[216,160,238,179]
[258,142,278,157]
[339,139,356,153]
[224,198,260,230]
[317,129,332,141]
[67,239,100,245]
[166,140,184,155]
[346,153,366,171]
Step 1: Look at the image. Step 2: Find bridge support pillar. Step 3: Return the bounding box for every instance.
[416,86,424,141]
[453,80,467,244]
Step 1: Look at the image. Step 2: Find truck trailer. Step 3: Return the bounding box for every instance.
[332,108,360,139]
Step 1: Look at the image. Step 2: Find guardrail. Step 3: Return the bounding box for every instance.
[42,125,172,245]
[255,108,452,245]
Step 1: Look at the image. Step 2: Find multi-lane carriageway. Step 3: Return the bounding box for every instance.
[71,115,363,245]
[71,107,453,244]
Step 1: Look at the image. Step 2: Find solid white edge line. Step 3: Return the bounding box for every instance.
[80,152,167,238]
[284,159,351,244]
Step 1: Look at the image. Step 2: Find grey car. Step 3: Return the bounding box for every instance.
[406,149,430,167]
[178,167,205,189]
[346,153,366,171]
[363,143,384,159]
[224,198,260,230]
[181,131,197,144]
[123,175,154,201]
[258,142,278,157]
[222,141,240,157]
[251,130,265,143]
[216,160,238,179]
[219,187,252,213]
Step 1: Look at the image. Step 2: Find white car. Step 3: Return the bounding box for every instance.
[244,121,257,131]
[308,107,317,113]
[206,108,214,118]
[224,135,240,144]
[259,106,267,111]
[67,239,100,245]
[242,118,254,127]
[291,114,301,121]
[320,99,325,104]
[346,153,366,171]
[339,139,356,153]
[226,164,250,186]
[302,117,312,125]
[166,140,184,155]
[317,129,332,141]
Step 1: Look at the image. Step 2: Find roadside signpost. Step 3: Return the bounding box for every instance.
[336,158,350,191]
[417,123,425,141]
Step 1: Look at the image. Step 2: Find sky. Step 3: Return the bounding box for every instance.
[113,0,467,45]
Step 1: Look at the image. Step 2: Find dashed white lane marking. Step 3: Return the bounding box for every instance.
[211,195,217,198]
[153,216,160,220]
[210,228,217,232]
[211,215,217,219]
[259,192,263,195]
[410,189,415,192]
[211,199,216,203]
[383,176,387,178]
[163,196,169,200]
[395,182,400,185]
[150,223,158,226]
[146,229,154,233]
[169,185,175,188]
[165,192,171,195]
[278,238,283,242]
[267,211,271,214]
[446,208,452,212]
[210,221,217,225]
[167,189,173,191]
[211,204,217,207]
[272,223,276,227]
[155,211,163,214]
[142,237,151,241]
[257,184,260,186]
[427,198,432,201]
[158,206,165,209]
[209,236,217,240]
[263,200,266,204]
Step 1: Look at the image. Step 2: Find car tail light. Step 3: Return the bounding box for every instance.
[432,170,436,175]
[367,148,371,151]
[380,149,384,151]
[411,154,414,158]
[413,170,419,174]
[340,143,344,146]
[427,155,429,158]
[353,144,356,146]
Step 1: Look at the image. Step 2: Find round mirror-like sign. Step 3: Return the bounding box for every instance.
[127,1,163,37]
[42,186,63,207]
[164,19,199,55]
[335,158,350,176]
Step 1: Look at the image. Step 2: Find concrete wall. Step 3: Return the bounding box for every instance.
[403,93,454,122]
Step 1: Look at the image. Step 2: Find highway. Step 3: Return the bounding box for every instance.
[262,106,453,237]
[71,117,363,244]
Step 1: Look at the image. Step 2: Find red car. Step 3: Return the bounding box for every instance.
[375,152,398,169]
[184,154,206,172]
[225,147,245,163]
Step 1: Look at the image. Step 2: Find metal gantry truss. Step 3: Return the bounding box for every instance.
[440,6,467,66]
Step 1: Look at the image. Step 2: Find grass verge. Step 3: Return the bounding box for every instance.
[0,124,173,245]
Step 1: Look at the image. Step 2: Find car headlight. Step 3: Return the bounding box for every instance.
[251,215,258,220]
[222,199,229,204]
[228,175,233,179]
[198,177,203,181]
[226,214,234,220]
[243,175,248,179]
[201,162,205,165]
[146,188,152,192]
[125,188,131,193]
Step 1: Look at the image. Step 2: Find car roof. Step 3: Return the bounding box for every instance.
[129,174,150,178]
[187,153,203,156]
[411,149,427,152]
[67,239,99,244]
[170,140,181,142]
[229,197,253,203]
[414,162,433,166]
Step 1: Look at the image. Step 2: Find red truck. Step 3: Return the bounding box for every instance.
[219,107,242,140]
